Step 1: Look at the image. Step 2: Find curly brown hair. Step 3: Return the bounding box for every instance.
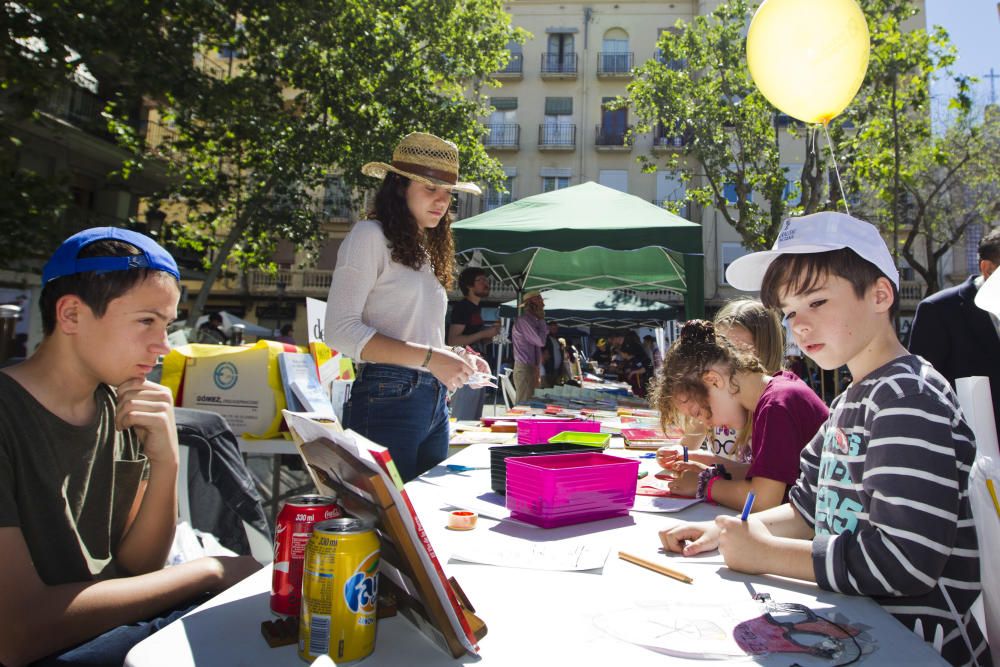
[369,172,455,289]
[649,320,765,456]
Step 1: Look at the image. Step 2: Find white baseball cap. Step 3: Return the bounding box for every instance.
[725,212,899,291]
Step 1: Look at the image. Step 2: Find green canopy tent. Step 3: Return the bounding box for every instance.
[453,181,704,318]
[498,288,677,328]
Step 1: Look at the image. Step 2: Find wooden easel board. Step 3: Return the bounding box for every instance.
[296,436,486,658]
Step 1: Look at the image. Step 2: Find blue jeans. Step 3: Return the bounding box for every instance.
[31,597,206,666]
[343,364,449,482]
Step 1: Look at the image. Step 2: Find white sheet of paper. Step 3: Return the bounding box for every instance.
[630,495,702,514]
[450,542,610,572]
[444,494,512,521]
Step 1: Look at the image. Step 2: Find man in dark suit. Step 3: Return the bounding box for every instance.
[909,228,1000,422]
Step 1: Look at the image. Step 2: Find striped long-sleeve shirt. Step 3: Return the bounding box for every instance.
[789,355,990,666]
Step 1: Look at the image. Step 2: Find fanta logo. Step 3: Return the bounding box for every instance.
[344,550,379,614]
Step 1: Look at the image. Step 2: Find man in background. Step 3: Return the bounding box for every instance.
[909,227,1000,423]
[447,267,500,418]
[196,312,227,345]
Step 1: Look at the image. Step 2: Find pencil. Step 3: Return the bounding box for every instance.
[987,479,1000,519]
[618,551,693,584]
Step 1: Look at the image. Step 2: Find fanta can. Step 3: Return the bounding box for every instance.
[298,517,380,664]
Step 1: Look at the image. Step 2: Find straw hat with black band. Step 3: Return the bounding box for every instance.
[361,132,482,196]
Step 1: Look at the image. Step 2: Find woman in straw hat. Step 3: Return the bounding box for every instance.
[325,132,491,481]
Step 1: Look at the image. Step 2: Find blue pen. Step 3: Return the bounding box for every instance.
[682,446,688,463]
[446,464,488,472]
[639,452,656,459]
[741,491,756,521]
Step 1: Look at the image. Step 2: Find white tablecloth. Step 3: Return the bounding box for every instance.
[126,444,948,666]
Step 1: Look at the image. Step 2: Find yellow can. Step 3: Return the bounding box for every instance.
[298,517,380,664]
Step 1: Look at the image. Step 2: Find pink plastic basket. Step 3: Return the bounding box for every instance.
[505,452,639,528]
[516,418,600,445]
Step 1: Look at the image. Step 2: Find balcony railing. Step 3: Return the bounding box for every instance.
[495,52,523,76]
[247,268,333,295]
[484,123,520,149]
[652,130,687,150]
[538,124,576,149]
[597,52,634,76]
[595,124,632,148]
[42,85,106,132]
[540,52,577,75]
[141,120,179,153]
[652,49,686,71]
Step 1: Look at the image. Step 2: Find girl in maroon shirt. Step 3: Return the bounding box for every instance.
[649,320,828,512]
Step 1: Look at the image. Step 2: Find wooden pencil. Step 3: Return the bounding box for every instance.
[618,551,694,584]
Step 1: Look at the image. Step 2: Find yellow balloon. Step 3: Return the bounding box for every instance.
[746,0,870,124]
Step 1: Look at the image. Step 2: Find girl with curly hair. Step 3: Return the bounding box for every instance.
[648,319,827,512]
[663,298,786,466]
[325,132,490,481]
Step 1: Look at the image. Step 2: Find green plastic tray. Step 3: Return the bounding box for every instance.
[547,431,611,448]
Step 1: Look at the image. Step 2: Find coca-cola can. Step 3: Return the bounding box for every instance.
[270,494,342,616]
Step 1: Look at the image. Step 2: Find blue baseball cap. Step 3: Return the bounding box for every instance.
[42,227,180,284]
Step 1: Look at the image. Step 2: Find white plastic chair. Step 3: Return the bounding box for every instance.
[499,368,517,410]
[177,445,274,565]
[956,376,1000,667]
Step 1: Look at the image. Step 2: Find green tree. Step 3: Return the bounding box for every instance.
[143,0,522,323]
[626,0,979,274]
[1,0,229,268]
[626,0,795,251]
[834,0,990,295]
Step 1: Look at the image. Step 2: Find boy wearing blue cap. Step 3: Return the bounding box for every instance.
[0,228,259,666]
[660,212,989,666]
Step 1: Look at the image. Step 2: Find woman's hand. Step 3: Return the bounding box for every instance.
[427,347,475,391]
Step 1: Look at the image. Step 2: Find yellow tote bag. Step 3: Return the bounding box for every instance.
[161,340,288,439]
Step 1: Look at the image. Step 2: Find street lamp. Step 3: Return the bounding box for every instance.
[144,206,167,238]
[275,278,287,337]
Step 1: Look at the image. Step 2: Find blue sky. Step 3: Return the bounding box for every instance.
[924,0,1000,117]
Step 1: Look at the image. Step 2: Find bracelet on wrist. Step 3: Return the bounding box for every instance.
[421,345,434,367]
[695,467,717,500]
[705,475,721,504]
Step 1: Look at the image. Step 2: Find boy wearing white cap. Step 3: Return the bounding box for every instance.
[660,212,988,666]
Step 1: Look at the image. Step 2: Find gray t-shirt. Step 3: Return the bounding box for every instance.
[790,355,988,665]
[0,372,147,585]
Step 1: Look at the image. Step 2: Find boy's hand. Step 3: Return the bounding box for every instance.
[716,515,772,574]
[115,379,178,465]
[659,520,720,555]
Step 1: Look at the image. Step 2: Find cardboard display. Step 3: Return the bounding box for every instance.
[283,412,485,658]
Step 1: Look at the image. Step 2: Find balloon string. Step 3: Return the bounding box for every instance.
[821,122,850,216]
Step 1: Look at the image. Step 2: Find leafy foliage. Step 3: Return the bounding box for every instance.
[3,1,522,321]
[626,0,794,251]
[626,0,997,287]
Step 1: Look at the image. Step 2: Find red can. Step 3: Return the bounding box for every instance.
[270,494,342,616]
